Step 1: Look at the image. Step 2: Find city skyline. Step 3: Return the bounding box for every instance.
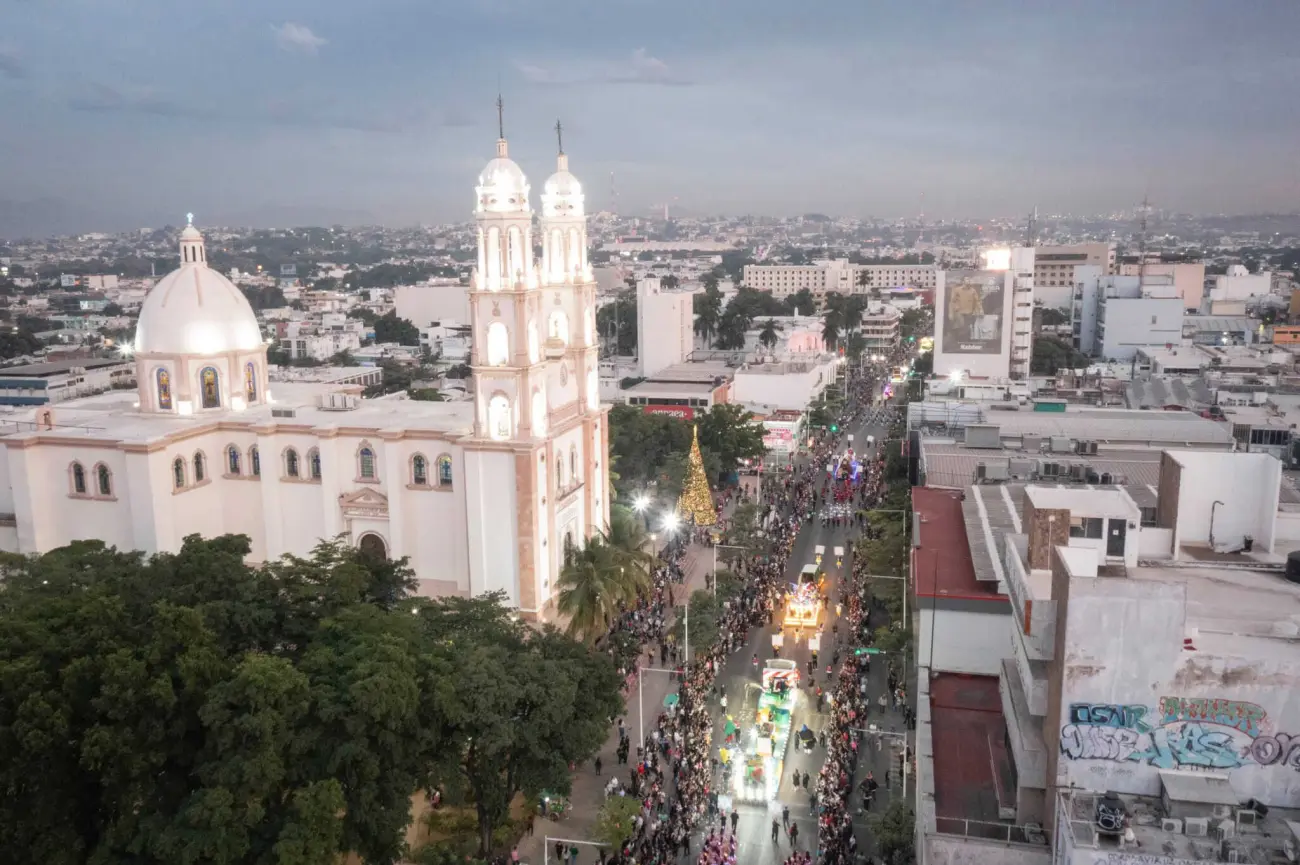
[2,0,1298,236]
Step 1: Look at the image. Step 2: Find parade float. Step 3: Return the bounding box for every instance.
[734,660,799,803]
[783,564,824,629]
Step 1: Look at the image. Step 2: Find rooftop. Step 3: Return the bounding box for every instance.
[929,674,1016,825]
[1060,787,1300,864]
[910,400,1235,447]
[0,358,131,376]
[0,383,475,445]
[1125,377,1213,409]
[913,486,1006,600]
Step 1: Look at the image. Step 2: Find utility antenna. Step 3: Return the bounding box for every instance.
[1138,194,1152,281]
[1025,206,1038,248]
[496,94,505,140]
[554,119,564,154]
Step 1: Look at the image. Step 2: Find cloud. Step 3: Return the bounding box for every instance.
[0,47,27,80]
[518,48,691,87]
[272,22,327,55]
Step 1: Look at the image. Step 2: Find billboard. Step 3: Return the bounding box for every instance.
[940,270,1007,355]
[642,404,694,420]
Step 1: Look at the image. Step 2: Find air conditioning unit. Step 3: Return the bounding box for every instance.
[1100,472,1114,485]
[271,407,297,418]
[1185,817,1209,837]
[1161,818,1183,834]
[1236,809,1259,827]
[1088,441,1100,455]
[1216,819,1235,840]
[976,463,987,481]
[1213,804,1233,820]
[1227,849,1241,864]
[1070,464,1088,482]
[1041,462,1060,477]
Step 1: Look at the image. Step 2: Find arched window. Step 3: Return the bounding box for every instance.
[245,362,257,402]
[173,457,186,490]
[199,367,220,409]
[412,454,428,486]
[96,464,112,497]
[249,446,261,477]
[193,451,206,483]
[437,455,453,487]
[556,455,566,491]
[156,368,172,410]
[358,533,388,560]
[285,448,300,478]
[70,461,86,495]
[308,448,322,480]
[358,445,376,480]
[227,445,241,475]
[488,394,511,441]
[570,446,578,482]
[486,322,509,366]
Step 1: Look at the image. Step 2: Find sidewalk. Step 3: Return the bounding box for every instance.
[514,538,718,865]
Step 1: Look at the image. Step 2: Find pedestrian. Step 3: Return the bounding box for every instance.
[511,847,520,865]
[730,808,739,833]
[789,821,800,848]
[772,818,780,843]
[792,768,800,788]
[594,756,602,776]
[782,804,790,828]
[801,770,810,790]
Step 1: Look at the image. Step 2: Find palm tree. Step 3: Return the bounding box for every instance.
[759,319,782,350]
[556,539,623,643]
[601,507,654,600]
[822,314,841,351]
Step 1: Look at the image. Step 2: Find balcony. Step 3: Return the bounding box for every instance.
[1001,536,1056,661]
[998,658,1047,790]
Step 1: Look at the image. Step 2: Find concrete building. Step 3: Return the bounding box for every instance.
[635,277,695,378]
[934,267,1015,380]
[1072,267,1184,360]
[742,259,942,300]
[860,303,901,352]
[1034,243,1116,300]
[1207,264,1272,305]
[730,356,838,412]
[1119,261,1206,310]
[394,279,471,328]
[1010,247,1036,379]
[0,358,134,406]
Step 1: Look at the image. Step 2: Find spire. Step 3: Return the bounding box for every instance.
[179,215,206,266]
[495,94,508,157]
[554,119,568,171]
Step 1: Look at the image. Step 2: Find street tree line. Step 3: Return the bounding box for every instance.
[0,536,623,864]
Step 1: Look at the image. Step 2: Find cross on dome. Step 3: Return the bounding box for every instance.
[186,211,194,226]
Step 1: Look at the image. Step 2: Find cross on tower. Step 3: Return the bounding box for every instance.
[186,212,194,226]
[555,120,564,155]
[496,94,505,140]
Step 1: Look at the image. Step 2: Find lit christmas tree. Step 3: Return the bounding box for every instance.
[678,425,717,527]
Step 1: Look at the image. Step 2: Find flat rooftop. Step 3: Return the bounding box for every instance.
[929,674,1016,826]
[910,401,1235,446]
[0,383,475,445]
[1061,787,1300,863]
[0,358,130,376]
[913,486,1006,601]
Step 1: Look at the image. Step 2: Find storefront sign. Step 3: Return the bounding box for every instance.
[642,405,695,420]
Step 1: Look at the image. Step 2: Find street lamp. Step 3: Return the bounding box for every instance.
[633,494,651,529]
[661,512,687,661]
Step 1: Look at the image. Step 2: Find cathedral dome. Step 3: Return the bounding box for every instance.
[477,139,530,214]
[541,153,584,218]
[134,220,264,357]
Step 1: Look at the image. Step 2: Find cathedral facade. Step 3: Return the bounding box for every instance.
[0,130,609,619]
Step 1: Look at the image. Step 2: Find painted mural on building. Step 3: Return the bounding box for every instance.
[1059,697,1300,771]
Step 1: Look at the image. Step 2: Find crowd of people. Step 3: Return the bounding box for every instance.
[579,355,913,865]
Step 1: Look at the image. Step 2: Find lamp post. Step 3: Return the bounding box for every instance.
[661,512,685,661]
[637,664,679,752]
[633,494,651,530]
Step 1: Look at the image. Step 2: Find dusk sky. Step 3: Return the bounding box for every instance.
[1,0,1297,234]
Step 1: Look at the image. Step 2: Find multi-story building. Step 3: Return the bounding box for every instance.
[860,303,901,352]
[743,259,942,300]
[1034,243,1116,304]
[1010,248,1035,379]
[1072,267,1184,360]
[0,358,134,406]
[1118,261,1206,310]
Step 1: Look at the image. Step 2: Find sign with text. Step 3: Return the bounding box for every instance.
[642,404,695,421]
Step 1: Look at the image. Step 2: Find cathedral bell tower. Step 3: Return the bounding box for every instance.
[469,98,550,441]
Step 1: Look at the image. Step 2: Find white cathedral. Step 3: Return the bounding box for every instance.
[0,126,608,619]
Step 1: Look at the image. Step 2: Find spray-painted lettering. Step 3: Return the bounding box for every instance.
[1060,725,1142,761]
[1249,733,1300,769]
[1157,696,1266,737]
[1067,703,1149,731]
[1133,723,1246,770]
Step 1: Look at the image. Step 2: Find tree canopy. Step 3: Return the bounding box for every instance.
[607,403,765,499]
[0,535,621,864]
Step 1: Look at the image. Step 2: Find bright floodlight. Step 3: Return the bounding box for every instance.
[633,494,649,512]
[662,512,681,532]
[949,369,964,383]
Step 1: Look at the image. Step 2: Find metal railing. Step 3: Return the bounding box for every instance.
[933,817,1049,846]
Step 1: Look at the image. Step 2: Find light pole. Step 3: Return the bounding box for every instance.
[848,725,911,802]
[661,512,685,661]
[637,664,678,752]
[544,836,608,865]
[633,494,651,530]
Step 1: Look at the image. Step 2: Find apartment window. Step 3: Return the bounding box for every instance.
[1140,507,1158,528]
[1150,316,1157,325]
[1069,516,1104,540]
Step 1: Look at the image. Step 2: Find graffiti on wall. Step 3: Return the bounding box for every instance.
[1060,699,1300,772]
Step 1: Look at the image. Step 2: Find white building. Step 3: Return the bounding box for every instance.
[0,130,610,621]
[730,357,838,412]
[1207,263,1272,305]
[1071,268,1185,360]
[636,277,695,378]
[860,303,901,351]
[1033,242,1116,306]
[743,259,942,300]
[1009,247,1036,379]
[0,358,135,406]
[933,266,1016,381]
[394,279,471,329]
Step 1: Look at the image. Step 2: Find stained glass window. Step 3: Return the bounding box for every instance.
[97,465,112,496]
[438,455,453,487]
[250,446,261,477]
[285,449,299,478]
[71,462,86,494]
[200,367,220,409]
[309,449,321,480]
[358,446,376,480]
[228,446,241,475]
[173,458,185,490]
[245,362,257,402]
[412,455,428,485]
[156,368,172,410]
[194,452,206,482]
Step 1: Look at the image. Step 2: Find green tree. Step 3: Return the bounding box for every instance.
[868,800,916,865]
[597,293,638,356]
[1031,336,1090,375]
[822,316,841,351]
[373,311,422,346]
[556,540,628,643]
[593,796,642,848]
[599,506,654,599]
[671,589,721,653]
[758,318,782,349]
[784,287,816,316]
[696,403,766,479]
[693,283,724,342]
[0,535,443,865]
[713,311,748,350]
[421,599,621,854]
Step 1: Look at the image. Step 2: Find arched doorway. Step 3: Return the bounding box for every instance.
[358,532,388,560]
